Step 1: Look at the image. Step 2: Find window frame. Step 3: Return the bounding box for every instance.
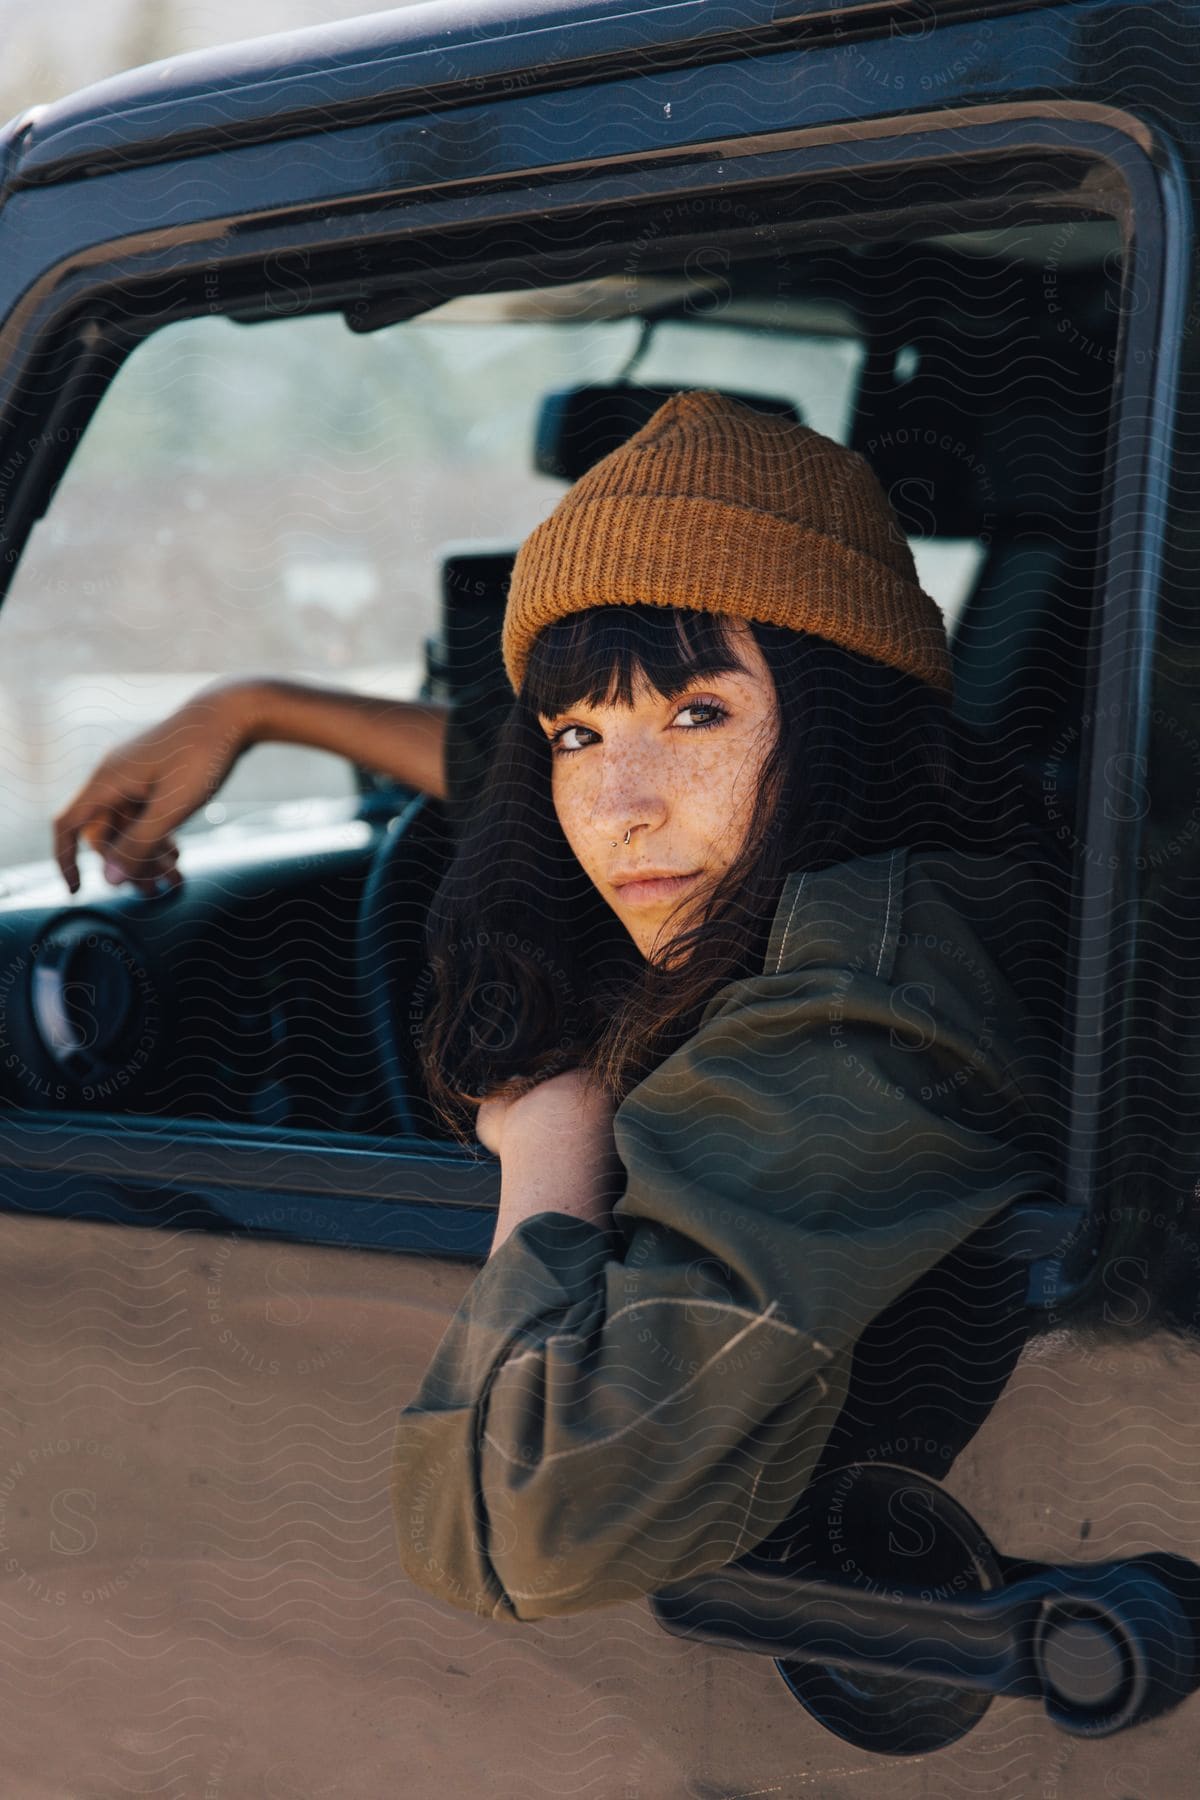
[0,99,1184,1255]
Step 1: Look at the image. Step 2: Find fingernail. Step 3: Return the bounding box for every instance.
[103,859,125,884]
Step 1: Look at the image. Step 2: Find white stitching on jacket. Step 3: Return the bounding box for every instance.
[772,872,809,974]
[874,847,903,979]
[491,1296,834,1373]
[497,1354,834,1605]
[733,1462,765,1561]
[485,1301,809,1466]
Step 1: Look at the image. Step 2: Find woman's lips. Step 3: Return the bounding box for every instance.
[611,871,700,905]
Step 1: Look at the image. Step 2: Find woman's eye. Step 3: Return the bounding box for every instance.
[675,699,729,732]
[548,723,596,756]
[547,698,729,757]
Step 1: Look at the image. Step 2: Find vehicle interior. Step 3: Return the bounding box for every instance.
[0,192,1122,1216]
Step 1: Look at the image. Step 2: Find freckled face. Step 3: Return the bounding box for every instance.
[537,618,779,961]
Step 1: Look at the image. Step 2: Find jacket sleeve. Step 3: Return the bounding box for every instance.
[390,911,1053,1624]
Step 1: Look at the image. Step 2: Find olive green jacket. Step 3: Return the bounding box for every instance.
[390,841,1063,1623]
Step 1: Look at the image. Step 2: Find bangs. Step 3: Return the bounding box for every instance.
[521,604,752,717]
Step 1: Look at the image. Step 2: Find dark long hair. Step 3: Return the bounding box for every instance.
[417,603,1059,1143]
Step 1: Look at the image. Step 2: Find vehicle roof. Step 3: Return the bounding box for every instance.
[4,0,1071,192]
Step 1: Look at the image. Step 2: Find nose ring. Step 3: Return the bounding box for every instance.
[610,828,632,848]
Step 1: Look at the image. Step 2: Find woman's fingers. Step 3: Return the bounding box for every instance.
[52,686,249,896]
[475,1093,511,1156]
[55,786,184,895]
[109,827,183,895]
[55,796,124,895]
[104,806,175,885]
[55,771,147,892]
[477,1068,614,1163]
[52,810,86,894]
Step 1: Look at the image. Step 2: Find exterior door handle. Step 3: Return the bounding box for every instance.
[649,1464,1200,1755]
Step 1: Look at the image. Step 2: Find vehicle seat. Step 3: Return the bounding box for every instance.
[849,313,1112,845]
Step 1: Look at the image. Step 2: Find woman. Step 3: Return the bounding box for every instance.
[392,391,1068,1622]
[54,391,1068,1624]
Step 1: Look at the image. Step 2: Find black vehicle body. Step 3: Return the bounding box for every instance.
[0,0,1197,1792]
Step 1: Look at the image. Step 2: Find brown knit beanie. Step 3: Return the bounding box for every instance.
[501,388,952,698]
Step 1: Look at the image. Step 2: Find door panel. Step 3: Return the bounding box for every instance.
[939,1328,1200,1796]
[3,1213,1194,1799]
[0,1214,723,1798]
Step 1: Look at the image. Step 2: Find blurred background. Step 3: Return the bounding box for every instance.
[0,0,423,123]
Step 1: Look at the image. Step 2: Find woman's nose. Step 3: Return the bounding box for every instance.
[586,745,669,841]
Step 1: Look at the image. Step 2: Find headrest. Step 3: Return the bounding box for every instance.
[850,324,1111,536]
[533,383,803,482]
[435,543,515,693]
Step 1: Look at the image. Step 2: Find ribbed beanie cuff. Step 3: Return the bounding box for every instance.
[501,390,952,699]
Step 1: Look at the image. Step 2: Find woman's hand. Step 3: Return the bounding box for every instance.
[481,1069,625,1258]
[53,679,453,897]
[477,1068,612,1160]
[475,1088,516,1159]
[52,679,264,896]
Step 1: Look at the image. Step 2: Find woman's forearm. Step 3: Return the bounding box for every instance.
[485,1078,626,1260]
[487,1156,622,1260]
[233,677,450,800]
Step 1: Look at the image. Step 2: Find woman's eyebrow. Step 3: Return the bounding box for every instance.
[538,665,752,728]
[658,666,747,699]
